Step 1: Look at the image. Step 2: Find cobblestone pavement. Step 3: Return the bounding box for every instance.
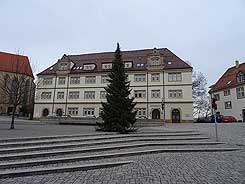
[0,117,244,184]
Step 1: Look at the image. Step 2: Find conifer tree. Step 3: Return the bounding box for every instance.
[99,43,137,133]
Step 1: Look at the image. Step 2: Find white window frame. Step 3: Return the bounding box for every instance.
[68,91,80,99]
[57,92,65,99]
[236,87,245,99]
[84,91,95,99]
[70,77,80,84]
[58,77,66,85]
[134,74,146,82]
[151,90,160,98]
[43,78,53,85]
[68,107,78,115]
[224,101,232,109]
[85,76,96,84]
[151,73,160,82]
[168,73,182,82]
[134,90,146,98]
[168,90,182,98]
[41,92,52,99]
[83,108,95,116]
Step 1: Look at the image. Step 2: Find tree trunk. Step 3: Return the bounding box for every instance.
[10,106,16,129]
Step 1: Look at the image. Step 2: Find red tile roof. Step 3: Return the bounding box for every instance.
[0,52,33,78]
[37,48,192,76]
[209,62,245,93]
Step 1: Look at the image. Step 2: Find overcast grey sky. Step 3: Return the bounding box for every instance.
[0,0,244,85]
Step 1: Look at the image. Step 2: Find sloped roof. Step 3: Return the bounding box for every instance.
[0,52,33,78]
[37,48,192,76]
[209,62,245,93]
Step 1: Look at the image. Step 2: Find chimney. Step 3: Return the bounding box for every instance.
[235,60,239,68]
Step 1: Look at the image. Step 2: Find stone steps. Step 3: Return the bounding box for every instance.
[0,130,240,178]
[0,142,225,161]
[0,133,202,148]
[0,161,134,179]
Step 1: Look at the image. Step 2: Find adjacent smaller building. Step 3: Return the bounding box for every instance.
[209,61,245,121]
[0,52,35,117]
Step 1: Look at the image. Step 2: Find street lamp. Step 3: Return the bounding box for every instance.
[161,98,165,125]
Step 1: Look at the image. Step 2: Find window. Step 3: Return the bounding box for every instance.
[41,92,52,99]
[85,76,96,84]
[237,72,245,83]
[101,75,110,83]
[151,73,160,82]
[168,73,182,82]
[168,90,182,98]
[70,77,80,84]
[134,90,146,98]
[68,107,78,115]
[124,62,132,68]
[134,74,146,82]
[59,63,68,70]
[135,108,146,117]
[43,78,53,85]
[224,89,230,96]
[57,92,64,99]
[151,90,160,98]
[83,108,95,116]
[151,57,160,66]
[83,64,96,70]
[102,63,112,69]
[214,94,220,101]
[236,87,245,99]
[100,91,107,99]
[58,77,66,85]
[84,91,95,99]
[69,91,79,99]
[225,101,232,109]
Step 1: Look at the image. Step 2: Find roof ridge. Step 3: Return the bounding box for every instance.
[67,48,167,57]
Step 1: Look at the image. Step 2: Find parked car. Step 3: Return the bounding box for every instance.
[220,116,237,123]
[195,115,222,123]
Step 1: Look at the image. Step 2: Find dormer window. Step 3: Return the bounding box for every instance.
[151,56,160,66]
[124,62,133,68]
[237,72,245,83]
[59,62,68,70]
[84,64,96,70]
[102,63,112,70]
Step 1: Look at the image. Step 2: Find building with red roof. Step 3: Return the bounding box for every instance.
[0,52,35,116]
[209,61,245,121]
[34,47,193,123]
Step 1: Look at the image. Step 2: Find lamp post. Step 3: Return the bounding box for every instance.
[161,98,165,125]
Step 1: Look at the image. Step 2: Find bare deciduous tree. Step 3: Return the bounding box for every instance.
[192,71,211,118]
[0,55,34,129]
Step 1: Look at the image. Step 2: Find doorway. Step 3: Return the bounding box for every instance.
[172,109,180,123]
[56,108,63,116]
[42,108,49,117]
[152,109,160,119]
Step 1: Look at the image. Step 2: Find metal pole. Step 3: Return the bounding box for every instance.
[214,110,218,141]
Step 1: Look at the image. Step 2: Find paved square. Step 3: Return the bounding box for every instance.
[0,117,244,184]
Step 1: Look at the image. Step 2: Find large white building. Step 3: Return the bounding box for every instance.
[209,61,245,121]
[34,48,193,123]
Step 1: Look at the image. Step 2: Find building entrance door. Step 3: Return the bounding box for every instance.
[243,109,245,122]
[56,108,63,116]
[152,109,160,119]
[42,108,49,117]
[172,109,180,123]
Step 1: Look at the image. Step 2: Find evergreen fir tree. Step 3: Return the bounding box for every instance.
[99,43,137,133]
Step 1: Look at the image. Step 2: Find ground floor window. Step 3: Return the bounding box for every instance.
[135,108,146,117]
[83,108,95,116]
[68,107,78,115]
[224,101,232,109]
[42,108,49,117]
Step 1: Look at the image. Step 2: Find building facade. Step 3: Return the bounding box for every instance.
[34,48,193,123]
[0,52,35,116]
[209,61,245,122]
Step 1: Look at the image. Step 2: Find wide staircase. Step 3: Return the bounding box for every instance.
[0,130,240,179]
